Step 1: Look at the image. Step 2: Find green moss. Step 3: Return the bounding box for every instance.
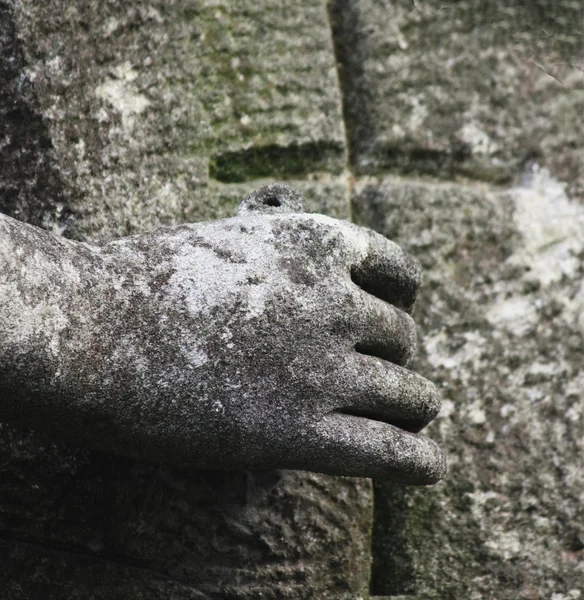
[209,141,345,183]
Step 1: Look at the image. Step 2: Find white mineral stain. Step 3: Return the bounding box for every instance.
[487,166,584,335]
[95,63,151,130]
[438,399,455,419]
[563,278,584,331]
[508,164,584,287]
[484,529,523,560]
[180,341,209,368]
[168,222,275,321]
[103,17,120,37]
[407,96,429,132]
[45,55,62,74]
[485,296,538,336]
[424,330,454,370]
[167,214,359,322]
[551,591,582,600]
[424,330,488,375]
[1,281,68,358]
[465,401,487,425]
[460,121,499,155]
[171,244,268,320]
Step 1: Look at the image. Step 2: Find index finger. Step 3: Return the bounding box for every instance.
[349,227,421,313]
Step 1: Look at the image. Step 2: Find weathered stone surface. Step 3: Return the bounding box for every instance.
[0,436,373,599]
[329,0,583,195]
[0,187,445,483]
[334,5,584,594]
[2,0,346,241]
[0,2,374,598]
[354,172,583,599]
[4,0,581,596]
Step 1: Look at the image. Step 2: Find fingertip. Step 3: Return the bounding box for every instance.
[389,435,447,485]
[304,413,447,485]
[351,230,422,312]
[416,377,443,429]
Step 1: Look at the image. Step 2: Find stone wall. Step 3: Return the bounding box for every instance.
[1,1,582,598]
[329,1,582,598]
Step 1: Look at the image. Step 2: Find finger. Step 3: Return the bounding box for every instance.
[349,227,421,312]
[336,353,442,433]
[351,291,418,366]
[294,412,446,484]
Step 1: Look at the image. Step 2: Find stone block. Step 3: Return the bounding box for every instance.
[3,0,347,240]
[329,0,583,195]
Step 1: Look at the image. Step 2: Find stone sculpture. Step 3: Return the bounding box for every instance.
[0,184,444,484]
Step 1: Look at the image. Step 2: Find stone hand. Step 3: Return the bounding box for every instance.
[0,185,445,484]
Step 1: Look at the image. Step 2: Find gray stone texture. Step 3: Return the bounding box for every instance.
[328,3,583,595]
[2,0,347,241]
[355,175,583,599]
[201,174,351,225]
[1,0,582,598]
[0,1,369,599]
[0,195,446,483]
[329,0,583,197]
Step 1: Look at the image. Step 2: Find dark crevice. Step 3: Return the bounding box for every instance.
[370,482,416,596]
[368,144,472,176]
[339,408,424,435]
[351,143,500,181]
[326,0,506,182]
[326,7,422,596]
[350,268,418,314]
[326,0,374,170]
[263,194,281,207]
[208,141,344,183]
[354,340,412,369]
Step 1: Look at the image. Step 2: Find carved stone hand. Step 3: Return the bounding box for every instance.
[0,184,445,484]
